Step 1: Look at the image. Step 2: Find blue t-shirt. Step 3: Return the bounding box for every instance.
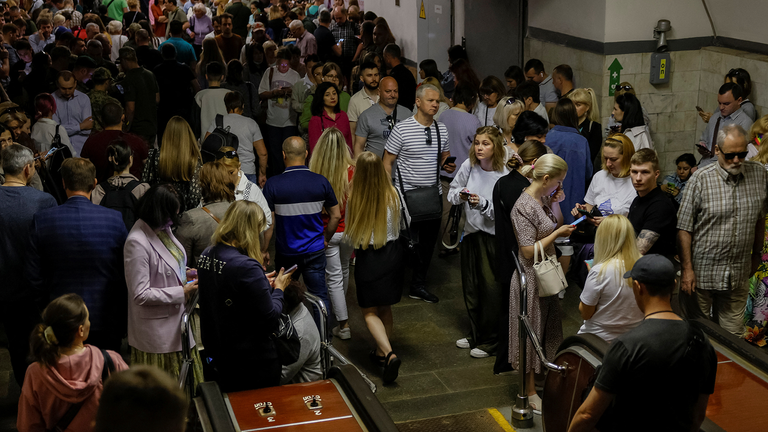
[0,186,57,301]
[263,166,338,256]
[159,37,197,63]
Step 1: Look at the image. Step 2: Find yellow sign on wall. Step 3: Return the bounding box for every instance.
[659,59,667,79]
[419,0,426,19]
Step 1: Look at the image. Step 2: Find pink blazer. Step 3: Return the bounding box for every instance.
[124,219,194,354]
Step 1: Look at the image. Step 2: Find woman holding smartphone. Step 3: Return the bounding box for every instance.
[509,154,574,413]
[448,126,509,359]
[197,200,296,392]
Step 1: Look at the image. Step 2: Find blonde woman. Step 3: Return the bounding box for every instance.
[567,88,602,162]
[509,154,574,412]
[448,126,509,359]
[344,151,403,384]
[198,200,296,392]
[571,133,636,223]
[493,96,525,152]
[309,128,355,339]
[412,76,450,121]
[141,116,202,210]
[578,215,644,342]
[215,146,272,230]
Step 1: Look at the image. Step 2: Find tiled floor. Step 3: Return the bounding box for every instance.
[0,247,586,430]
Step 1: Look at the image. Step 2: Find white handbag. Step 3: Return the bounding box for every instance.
[532,241,568,297]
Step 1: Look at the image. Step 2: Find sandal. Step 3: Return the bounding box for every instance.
[382,352,401,384]
[369,350,386,367]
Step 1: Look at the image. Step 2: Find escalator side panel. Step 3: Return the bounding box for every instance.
[542,352,598,432]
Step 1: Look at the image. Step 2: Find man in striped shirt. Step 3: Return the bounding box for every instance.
[383,84,456,304]
[263,136,341,315]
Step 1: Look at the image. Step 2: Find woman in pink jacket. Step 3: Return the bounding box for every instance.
[18,294,128,432]
[123,184,203,388]
[308,82,353,155]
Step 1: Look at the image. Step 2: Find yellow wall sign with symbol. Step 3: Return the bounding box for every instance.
[659,59,666,79]
[419,0,426,19]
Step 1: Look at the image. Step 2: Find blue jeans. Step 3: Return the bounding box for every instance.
[275,249,329,327]
[244,173,259,185]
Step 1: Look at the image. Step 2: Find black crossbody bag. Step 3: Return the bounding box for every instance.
[397,124,443,222]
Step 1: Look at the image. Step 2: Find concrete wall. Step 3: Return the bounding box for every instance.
[603,0,711,42]
[528,0,606,42]
[363,0,419,61]
[526,39,768,177]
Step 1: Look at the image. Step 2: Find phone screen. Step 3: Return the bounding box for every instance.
[572,215,588,226]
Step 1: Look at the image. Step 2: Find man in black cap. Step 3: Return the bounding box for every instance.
[568,254,717,432]
[72,55,97,94]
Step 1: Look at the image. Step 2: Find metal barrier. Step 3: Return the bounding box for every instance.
[180,291,200,400]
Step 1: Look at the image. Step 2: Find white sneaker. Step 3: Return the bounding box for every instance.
[332,326,351,340]
[470,348,489,358]
[455,338,470,349]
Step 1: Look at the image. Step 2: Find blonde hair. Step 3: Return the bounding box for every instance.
[493,97,524,134]
[753,139,768,165]
[528,153,567,182]
[749,114,768,142]
[567,88,600,123]
[421,77,449,104]
[344,152,400,250]
[511,140,548,173]
[309,128,353,207]
[215,146,241,175]
[159,116,201,182]
[593,214,641,282]
[601,133,635,178]
[211,200,265,262]
[53,13,66,26]
[268,5,282,20]
[469,126,506,172]
[127,0,140,9]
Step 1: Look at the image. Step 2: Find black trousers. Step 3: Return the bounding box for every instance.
[0,299,41,386]
[461,231,502,355]
[405,217,441,287]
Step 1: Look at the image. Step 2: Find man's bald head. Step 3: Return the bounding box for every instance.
[282,136,308,165]
[379,76,399,108]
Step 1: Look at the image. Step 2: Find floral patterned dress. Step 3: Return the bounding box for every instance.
[746,164,768,346]
[142,149,203,211]
[509,192,563,373]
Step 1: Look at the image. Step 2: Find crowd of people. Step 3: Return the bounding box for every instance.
[0,0,765,430]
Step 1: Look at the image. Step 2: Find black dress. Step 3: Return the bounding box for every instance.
[578,119,603,175]
[354,211,404,308]
[491,169,529,373]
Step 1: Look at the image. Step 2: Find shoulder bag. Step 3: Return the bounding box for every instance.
[396,124,443,222]
[533,241,567,297]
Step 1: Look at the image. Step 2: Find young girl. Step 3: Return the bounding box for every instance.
[661,153,695,203]
[448,126,509,359]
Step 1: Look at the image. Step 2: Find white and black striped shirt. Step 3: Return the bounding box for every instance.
[385,116,450,192]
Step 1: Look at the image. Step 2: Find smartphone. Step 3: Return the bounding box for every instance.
[285,264,298,274]
[572,215,588,226]
[35,146,57,160]
[577,208,593,217]
[187,279,197,284]
[442,156,456,167]
[667,182,676,188]
[695,106,704,113]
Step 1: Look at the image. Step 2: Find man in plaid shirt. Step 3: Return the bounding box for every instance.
[330,6,359,82]
[677,124,768,336]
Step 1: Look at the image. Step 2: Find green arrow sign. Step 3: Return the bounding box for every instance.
[608,58,623,96]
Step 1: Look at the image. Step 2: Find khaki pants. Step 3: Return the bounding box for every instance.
[680,278,749,337]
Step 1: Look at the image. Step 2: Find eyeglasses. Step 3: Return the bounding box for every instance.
[424,127,432,145]
[721,151,748,160]
[613,84,632,91]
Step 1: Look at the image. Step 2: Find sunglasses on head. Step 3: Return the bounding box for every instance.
[727,68,742,76]
[505,97,518,105]
[216,149,238,160]
[614,84,632,91]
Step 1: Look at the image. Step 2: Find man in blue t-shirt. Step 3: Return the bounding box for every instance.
[263,136,340,315]
[0,145,57,386]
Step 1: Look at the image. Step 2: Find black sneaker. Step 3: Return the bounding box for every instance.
[409,286,439,303]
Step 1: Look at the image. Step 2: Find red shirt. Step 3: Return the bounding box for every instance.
[308,110,353,155]
[322,166,354,233]
[80,130,150,184]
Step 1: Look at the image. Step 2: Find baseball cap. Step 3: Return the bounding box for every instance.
[623,254,676,286]
[253,22,266,32]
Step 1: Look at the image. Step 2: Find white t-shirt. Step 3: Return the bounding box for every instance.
[194,87,229,137]
[584,170,636,216]
[472,101,497,128]
[578,261,644,342]
[533,103,549,123]
[258,66,301,128]
[206,113,263,175]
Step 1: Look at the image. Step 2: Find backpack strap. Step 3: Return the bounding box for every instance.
[101,348,116,382]
[216,114,223,129]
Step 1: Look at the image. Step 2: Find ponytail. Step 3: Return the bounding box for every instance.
[510,139,548,177]
[30,294,88,368]
[106,139,134,175]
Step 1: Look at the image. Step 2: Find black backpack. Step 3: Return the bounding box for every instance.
[100,180,141,230]
[39,125,72,205]
[201,114,239,163]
